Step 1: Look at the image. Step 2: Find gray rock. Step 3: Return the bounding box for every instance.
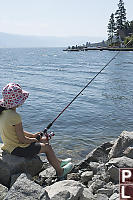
[85,142,114,163]
[0,184,8,200]
[97,188,113,197]
[97,193,109,200]
[80,188,96,200]
[0,159,11,186]
[81,171,93,183]
[0,145,44,187]
[10,173,33,187]
[4,173,50,200]
[67,173,80,181]
[89,179,105,194]
[124,147,133,158]
[109,193,119,200]
[112,184,119,194]
[107,156,133,168]
[10,173,22,187]
[2,152,43,175]
[39,166,56,179]
[45,180,84,200]
[39,166,57,186]
[107,165,119,183]
[109,131,133,159]
[89,162,100,174]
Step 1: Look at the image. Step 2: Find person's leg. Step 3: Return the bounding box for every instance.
[39,143,63,176]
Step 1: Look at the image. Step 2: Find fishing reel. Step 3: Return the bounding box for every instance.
[36,128,55,141]
[44,131,55,140]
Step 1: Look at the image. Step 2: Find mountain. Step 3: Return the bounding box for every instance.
[0,32,105,48]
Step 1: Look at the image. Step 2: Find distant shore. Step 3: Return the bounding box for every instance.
[63,47,133,52]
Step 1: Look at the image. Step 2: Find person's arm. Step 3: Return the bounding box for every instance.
[15,123,38,144]
[24,131,42,140]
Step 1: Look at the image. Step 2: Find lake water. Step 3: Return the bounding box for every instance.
[0,48,133,162]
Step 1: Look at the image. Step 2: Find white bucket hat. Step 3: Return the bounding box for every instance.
[0,83,29,109]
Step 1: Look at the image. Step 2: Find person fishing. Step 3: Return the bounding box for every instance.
[0,83,73,179]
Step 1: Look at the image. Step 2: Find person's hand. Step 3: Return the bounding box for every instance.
[40,136,49,144]
[33,132,41,138]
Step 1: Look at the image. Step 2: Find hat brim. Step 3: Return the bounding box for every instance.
[0,90,29,109]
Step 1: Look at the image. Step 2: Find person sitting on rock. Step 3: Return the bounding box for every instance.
[0,83,73,179]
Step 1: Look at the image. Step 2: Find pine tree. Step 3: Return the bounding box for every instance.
[115,0,126,31]
[107,13,116,44]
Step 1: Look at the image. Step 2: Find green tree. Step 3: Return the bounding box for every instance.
[107,13,116,44]
[129,21,133,34]
[115,0,127,36]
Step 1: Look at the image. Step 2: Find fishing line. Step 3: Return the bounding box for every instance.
[37,38,133,140]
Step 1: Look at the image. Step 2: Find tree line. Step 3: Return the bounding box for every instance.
[107,0,133,47]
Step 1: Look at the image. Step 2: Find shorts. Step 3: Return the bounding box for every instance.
[11,142,41,158]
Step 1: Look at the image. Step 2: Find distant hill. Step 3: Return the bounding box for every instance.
[0,32,105,48]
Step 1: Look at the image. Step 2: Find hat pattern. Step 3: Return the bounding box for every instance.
[0,83,29,108]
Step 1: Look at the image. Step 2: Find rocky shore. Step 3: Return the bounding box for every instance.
[0,130,133,200]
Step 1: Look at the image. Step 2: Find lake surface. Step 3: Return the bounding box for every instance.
[0,48,133,162]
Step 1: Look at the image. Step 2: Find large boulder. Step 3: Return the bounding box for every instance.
[4,173,50,200]
[0,143,45,187]
[45,180,84,200]
[107,156,133,168]
[0,184,8,200]
[75,141,114,170]
[86,141,114,162]
[109,131,133,159]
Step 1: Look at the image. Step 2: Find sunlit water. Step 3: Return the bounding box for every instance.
[0,48,133,162]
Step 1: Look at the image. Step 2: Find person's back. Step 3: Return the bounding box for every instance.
[0,109,28,153]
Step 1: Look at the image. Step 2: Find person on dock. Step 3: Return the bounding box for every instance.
[0,83,73,178]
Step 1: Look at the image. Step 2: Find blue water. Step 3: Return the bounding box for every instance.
[0,48,133,161]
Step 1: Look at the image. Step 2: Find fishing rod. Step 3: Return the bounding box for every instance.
[36,38,133,141]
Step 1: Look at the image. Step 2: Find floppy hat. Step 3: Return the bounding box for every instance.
[0,83,29,109]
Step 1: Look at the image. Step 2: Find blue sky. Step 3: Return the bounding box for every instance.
[0,0,132,39]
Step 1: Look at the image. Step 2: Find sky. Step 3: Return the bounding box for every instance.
[0,0,132,40]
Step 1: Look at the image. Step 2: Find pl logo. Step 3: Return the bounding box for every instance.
[120,168,133,199]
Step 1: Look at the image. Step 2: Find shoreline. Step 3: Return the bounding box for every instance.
[0,131,133,199]
[63,47,133,52]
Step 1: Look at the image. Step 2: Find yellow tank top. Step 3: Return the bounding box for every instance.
[0,109,29,153]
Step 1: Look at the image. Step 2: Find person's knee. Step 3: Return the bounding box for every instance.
[40,143,52,153]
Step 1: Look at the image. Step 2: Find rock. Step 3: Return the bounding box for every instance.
[39,166,56,179]
[97,193,109,200]
[10,173,33,187]
[0,184,8,200]
[113,184,119,194]
[0,144,44,187]
[0,159,11,187]
[4,173,50,200]
[107,165,119,183]
[89,162,100,174]
[67,173,80,181]
[124,147,133,158]
[85,141,114,163]
[81,171,93,183]
[39,166,57,186]
[88,179,105,194]
[109,131,133,159]
[109,193,119,200]
[45,180,84,200]
[97,188,113,197]
[2,151,43,175]
[10,173,22,187]
[107,156,133,168]
[80,188,96,200]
